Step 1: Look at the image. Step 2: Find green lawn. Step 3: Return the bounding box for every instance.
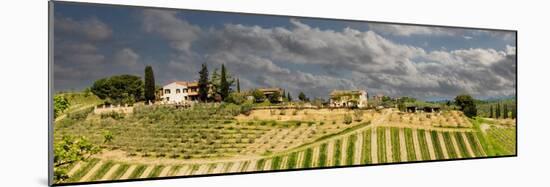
[346,134,357,165]
[417,129,431,160]
[404,128,417,161]
[361,130,372,164]
[377,127,387,163]
[390,128,400,162]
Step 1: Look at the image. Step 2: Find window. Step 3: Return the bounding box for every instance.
[184,96,188,100]
[166,97,170,101]
[183,88,188,93]
[176,89,181,94]
[164,89,171,94]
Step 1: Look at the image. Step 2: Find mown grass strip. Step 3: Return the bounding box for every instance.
[89,161,115,181]
[287,152,298,169]
[223,162,234,173]
[240,161,250,172]
[333,139,342,166]
[168,165,182,176]
[271,156,282,170]
[109,163,129,180]
[466,132,483,157]
[361,130,372,164]
[346,134,357,165]
[128,165,147,179]
[377,127,387,163]
[256,159,266,171]
[148,165,165,178]
[67,158,100,182]
[454,133,470,157]
[318,143,328,167]
[404,128,416,161]
[442,132,458,159]
[303,148,314,168]
[390,128,400,162]
[417,129,430,160]
[430,131,444,159]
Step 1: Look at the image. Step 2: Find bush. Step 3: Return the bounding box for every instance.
[353,110,364,122]
[240,104,253,116]
[100,111,125,120]
[67,107,94,121]
[343,115,353,124]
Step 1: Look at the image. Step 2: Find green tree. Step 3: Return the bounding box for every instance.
[252,89,266,103]
[53,136,100,182]
[54,95,70,118]
[220,64,230,100]
[237,78,241,93]
[298,92,308,102]
[454,94,477,118]
[198,64,209,102]
[227,92,246,105]
[489,105,494,118]
[144,65,155,104]
[103,130,114,144]
[496,103,501,118]
[503,104,509,119]
[268,91,282,103]
[91,75,143,105]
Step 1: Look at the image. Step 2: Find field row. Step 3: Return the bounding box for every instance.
[62,127,488,183]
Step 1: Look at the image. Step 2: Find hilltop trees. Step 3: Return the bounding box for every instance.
[237,78,241,93]
[454,94,477,118]
[496,103,501,118]
[489,105,494,118]
[287,92,292,102]
[503,104,509,118]
[144,66,155,104]
[198,64,209,102]
[91,75,143,105]
[298,92,309,102]
[54,95,70,118]
[220,64,230,100]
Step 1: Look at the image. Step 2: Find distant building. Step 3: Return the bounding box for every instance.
[258,88,284,102]
[329,90,368,108]
[373,93,385,102]
[160,81,200,104]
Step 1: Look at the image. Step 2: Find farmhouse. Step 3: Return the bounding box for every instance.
[258,88,284,102]
[329,90,368,108]
[160,81,200,104]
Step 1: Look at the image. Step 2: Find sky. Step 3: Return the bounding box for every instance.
[53,2,516,101]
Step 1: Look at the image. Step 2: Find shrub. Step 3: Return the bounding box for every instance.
[100,111,124,120]
[279,110,286,115]
[343,114,353,124]
[67,107,94,120]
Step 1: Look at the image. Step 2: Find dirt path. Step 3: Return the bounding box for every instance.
[101,164,119,180]
[195,164,210,175]
[412,129,422,160]
[371,128,378,164]
[312,145,320,167]
[120,165,136,179]
[399,128,408,162]
[228,161,242,173]
[246,160,257,172]
[460,132,476,157]
[67,162,82,176]
[140,165,154,178]
[79,161,103,182]
[385,128,393,162]
[263,159,272,171]
[354,132,363,164]
[326,141,334,166]
[341,136,348,164]
[450,135,462,158]
[158,165,172,177]
[437,132,449,159]
[176,165,191,176]
[424,130,436,160]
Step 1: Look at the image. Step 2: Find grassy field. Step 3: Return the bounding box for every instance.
[54,92,515,184]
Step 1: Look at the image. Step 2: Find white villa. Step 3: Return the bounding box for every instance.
[160,81,200,104]
[329,90,368,108]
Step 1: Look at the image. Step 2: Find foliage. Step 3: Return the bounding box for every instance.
[298,92,309,102]
[287,92,292,102]
[198,63,209,102]
[343,114,353,124]
[91,75,144,105]
[100,111,124,120]
[252,89,266,103]
[236,78,241,93]
[66,107,94,121]
[454,94,477,118]
[144,65,156,103]
[226,92,246,105]
[268,91,282,104]
[103,130,114,144]
[353,110,364,122]
[220,64,230,101]
[54,95,70,118]
[53,136,100,182]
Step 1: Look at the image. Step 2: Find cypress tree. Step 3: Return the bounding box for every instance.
[198,63,209,102]
[489,105,493,118]
[237,78,240,93]
[503,104,508,119]
[144,65,155,104]
[220,64,229,100]
[496,103,501,118]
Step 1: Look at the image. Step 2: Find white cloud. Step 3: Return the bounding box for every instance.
[55,16,112,41]
[368,23,460,36]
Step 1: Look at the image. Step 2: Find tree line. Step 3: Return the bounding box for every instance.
[489,103,516,119]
